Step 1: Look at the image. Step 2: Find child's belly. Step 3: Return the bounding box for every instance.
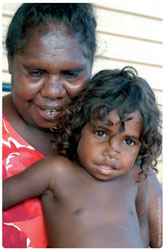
[43,199,144,248]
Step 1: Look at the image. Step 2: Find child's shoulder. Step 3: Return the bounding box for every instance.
[44,155,78,190]
[45,155,74,172]
[46,154,71,164]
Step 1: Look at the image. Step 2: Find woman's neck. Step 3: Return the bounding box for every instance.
[3,94,56,156]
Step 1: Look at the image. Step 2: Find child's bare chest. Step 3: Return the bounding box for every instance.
[58,173,138,215]
[43,167,144,247]
[55,163,138,208]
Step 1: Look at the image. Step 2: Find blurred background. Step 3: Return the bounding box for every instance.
[2,0,163,185]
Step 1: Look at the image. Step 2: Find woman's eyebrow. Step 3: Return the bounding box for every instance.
[23,64,45,70]
[62,67,85,73]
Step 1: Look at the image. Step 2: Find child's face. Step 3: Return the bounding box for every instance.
[77,109,142,181]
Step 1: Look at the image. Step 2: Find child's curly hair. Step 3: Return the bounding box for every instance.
[53,66,162,176]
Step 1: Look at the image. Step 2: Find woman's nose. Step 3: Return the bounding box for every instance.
[40,75,67,99]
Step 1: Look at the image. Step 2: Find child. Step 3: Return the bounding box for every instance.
[3,67,162,248]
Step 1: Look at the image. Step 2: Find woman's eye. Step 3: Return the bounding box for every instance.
[124,139,135,146]
[95,131,107,138]
[29,70,45,79]
[62,70,80,80]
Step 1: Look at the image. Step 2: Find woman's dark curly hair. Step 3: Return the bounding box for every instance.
[53,66,162,175]
[6,3,97,63]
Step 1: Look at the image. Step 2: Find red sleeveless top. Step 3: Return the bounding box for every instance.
[2,114,48,248]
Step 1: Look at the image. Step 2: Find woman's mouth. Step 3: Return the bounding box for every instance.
[37,106,59,121]
[42,109,58,116]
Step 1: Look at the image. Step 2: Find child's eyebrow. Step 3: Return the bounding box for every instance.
[125,135,140,141]
[93,122,141,140]
[95,125,110,131]
[93,122,114,131]
[107,116,133,126]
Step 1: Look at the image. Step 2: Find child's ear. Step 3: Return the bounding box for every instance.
[7,53,14,74]
[136,158,142,167]
[76,135,81,142]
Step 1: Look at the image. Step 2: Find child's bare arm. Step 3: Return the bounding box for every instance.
[148,173,162,248]
[3,156,58,210]
[135,177,149,248]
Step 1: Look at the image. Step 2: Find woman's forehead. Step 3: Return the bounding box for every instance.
[20,23,89,60]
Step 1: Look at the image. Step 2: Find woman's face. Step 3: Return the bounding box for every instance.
[9,23,92,129]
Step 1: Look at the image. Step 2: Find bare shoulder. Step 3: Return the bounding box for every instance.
[3,94,14,118]
[135,173,148,212]
[46,155,73,167]
[129,161,142,181]
[44,155,77,193]
[45,155,74,175]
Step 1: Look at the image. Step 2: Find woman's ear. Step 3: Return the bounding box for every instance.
[7,53,14,74]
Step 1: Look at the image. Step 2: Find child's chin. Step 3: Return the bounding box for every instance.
[93,173,118,181]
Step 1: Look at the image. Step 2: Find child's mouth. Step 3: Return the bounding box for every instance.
[95,163,117,176]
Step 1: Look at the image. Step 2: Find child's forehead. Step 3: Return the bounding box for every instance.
[93,109,121,127]
[107,110,120,125]
[91,109,142,127]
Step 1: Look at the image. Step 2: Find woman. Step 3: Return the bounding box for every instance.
[3,3,96,247]
[2,3,162,248]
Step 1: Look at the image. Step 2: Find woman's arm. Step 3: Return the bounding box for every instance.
[3,156,57,210]
[148,173,162,248]
[135,177,149,248]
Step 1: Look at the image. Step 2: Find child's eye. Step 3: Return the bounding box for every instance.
[95,130,107,138]
[123,139,135,146]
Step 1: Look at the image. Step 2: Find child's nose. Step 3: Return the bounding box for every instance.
[103,138,120,159]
